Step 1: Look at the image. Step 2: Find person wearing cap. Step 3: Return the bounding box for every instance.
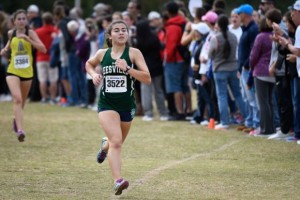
[278,0,300,144]
[27,4,43,102]
[147,11,162,32]
[189,22,215,125]
[198,10,220,123]
[27,4,42,30]
[236,4,260,133]
[199,11,217,75]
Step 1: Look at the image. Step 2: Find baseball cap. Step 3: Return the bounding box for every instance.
[192,22,210,35]
[148,11,161,20]
[201,11,218,24]
[236,4,253,15]
[27,4,39,13]
[292,0,300,11]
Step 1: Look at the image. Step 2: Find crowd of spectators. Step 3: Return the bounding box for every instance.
[0,0,299,145]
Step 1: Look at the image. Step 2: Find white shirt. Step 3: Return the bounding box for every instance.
[199,30,215,74]
[295,26,300,77]
[228,24,242,59]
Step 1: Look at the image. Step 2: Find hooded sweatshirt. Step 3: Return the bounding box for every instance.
[164,15,186,63]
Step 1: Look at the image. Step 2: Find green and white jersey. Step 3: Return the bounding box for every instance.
[98,47,136,111]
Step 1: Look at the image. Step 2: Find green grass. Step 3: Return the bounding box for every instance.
[0,102,300,200]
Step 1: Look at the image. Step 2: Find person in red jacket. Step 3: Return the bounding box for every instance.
[164,1,190,120]
[35,12,59,104]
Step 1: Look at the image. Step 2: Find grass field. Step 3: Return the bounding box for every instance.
[0,101,300,200]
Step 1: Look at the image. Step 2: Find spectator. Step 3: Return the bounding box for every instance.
[35,12,59,104]
[164,1,189,120]
[27,4,43,102]
[67,20,88,107]
[112,11,123,21]
[136,20,169,121]
[53,5,72,106]
[127,0,143,22]
[208,15,246,130]
[277,0,300,144]
[236,4,260,133]
[148,11,162,33]
[250,17,274,136]
[199,10,220,123]
[189,22,214,125]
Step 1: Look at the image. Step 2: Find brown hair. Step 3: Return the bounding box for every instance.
[265,8,282,24]
[42,12,53,25]
[13,9,27,21]
[105,20,129,47]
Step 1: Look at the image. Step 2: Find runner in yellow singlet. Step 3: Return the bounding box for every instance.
[0,9,46,142]
[85,20,151,195]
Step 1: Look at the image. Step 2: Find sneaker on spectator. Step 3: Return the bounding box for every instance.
[185,112,193,120]
[40,98,48,104]
[114,178,129,195]
[297,140,300,145]
[285,136,298,142]
[268,130,294,140]
[49,99,57,105]
[200,120,209,126]
[142,115,153,121]
[160,116,169,121]
[249,128,260,136]
[190,119,197,125]
[214,124,229,130]
[254,133,272,138]
[243,127,254,133]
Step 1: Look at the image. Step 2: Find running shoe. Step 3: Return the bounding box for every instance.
[16,130,25,142]
[114,178,129,195]
[97,137,108,164]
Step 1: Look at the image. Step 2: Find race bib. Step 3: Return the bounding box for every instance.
[14,54,30,69]
[105,75,127,93]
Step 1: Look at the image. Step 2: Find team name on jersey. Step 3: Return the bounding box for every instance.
[102,64,126,75]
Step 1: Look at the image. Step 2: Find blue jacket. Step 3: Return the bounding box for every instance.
[238,20,259,72]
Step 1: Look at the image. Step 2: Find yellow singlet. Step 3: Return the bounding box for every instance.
[7,35,33,78]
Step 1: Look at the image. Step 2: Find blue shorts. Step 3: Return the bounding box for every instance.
[164,62,190,93]
[98,108,135,122]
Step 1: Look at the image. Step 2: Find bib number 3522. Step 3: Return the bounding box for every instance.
[105,75,127,93]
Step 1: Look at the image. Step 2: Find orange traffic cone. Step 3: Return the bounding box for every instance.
[207,118,215,129]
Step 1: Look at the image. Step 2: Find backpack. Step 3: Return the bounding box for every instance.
[175,23,191,65]
[49,36,60,68]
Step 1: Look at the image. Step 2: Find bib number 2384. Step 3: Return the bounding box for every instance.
[105,75,127,93]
